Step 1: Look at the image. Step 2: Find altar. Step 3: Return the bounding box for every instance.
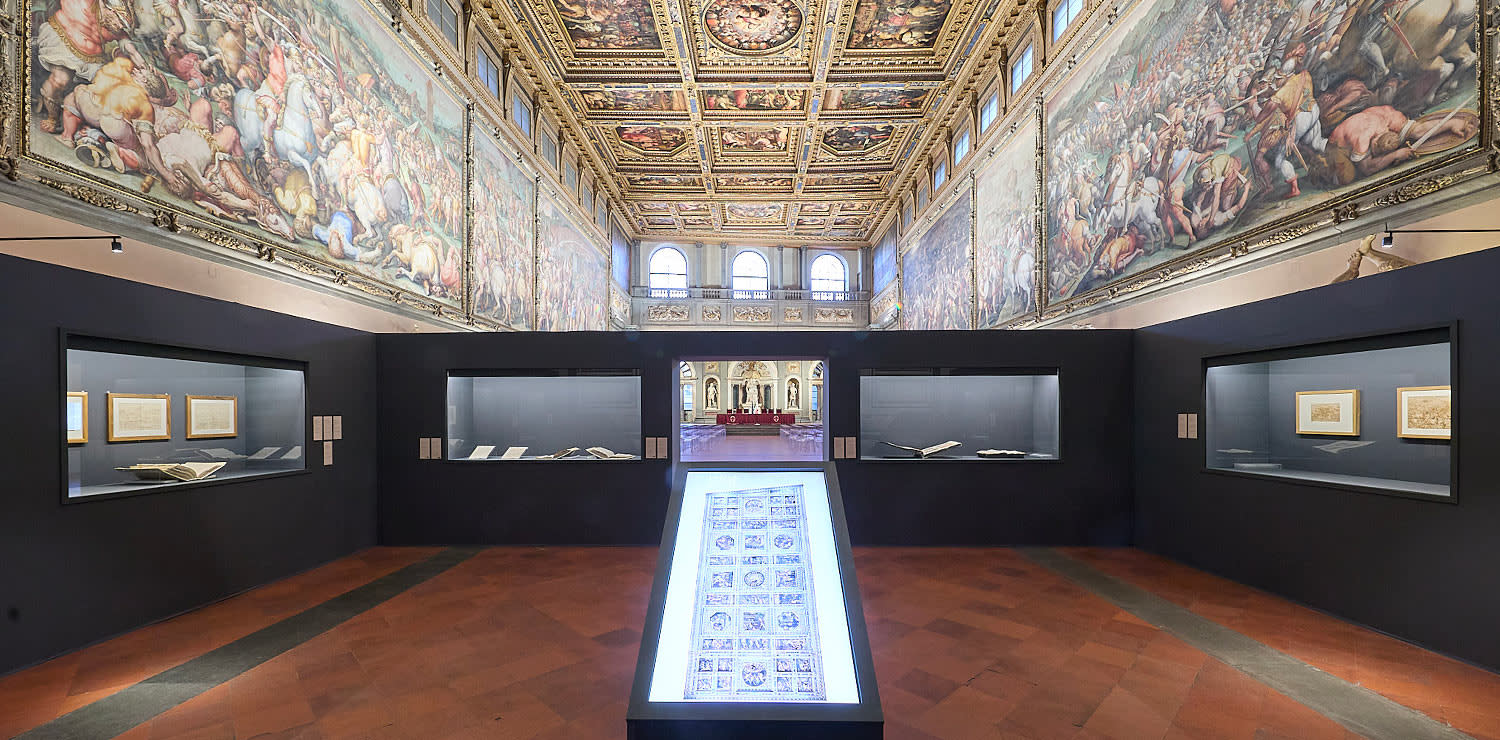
[715,412,795,425]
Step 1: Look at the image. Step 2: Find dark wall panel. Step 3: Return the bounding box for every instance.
[0,254,378,675]
[1134,247,1500,670]
[377,330,1134,547]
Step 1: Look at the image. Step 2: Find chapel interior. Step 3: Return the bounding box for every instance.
[2,0,1499,737]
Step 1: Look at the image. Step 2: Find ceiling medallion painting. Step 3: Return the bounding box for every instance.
[845,0,956,49]
[702,89,807,115]
[550,0,663,50]
[702,0,805,54]
[719,127,792,153]
[822,124,896,154]
[616,125,692,154]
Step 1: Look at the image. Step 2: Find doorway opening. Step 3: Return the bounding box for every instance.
[678,359,826,462]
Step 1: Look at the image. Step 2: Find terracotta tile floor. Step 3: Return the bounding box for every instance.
[1065,548,1500,740]
[3,546,1495,739]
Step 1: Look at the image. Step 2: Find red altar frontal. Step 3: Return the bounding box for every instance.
[715,413,796,425]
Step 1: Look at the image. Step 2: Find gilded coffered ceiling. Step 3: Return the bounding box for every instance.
[476,0,1030,244]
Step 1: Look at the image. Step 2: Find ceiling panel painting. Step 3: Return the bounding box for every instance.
[615,125,693,155]
[845,0,957,50]
[548,0,664,51]
[489,0,1000,242]
[579,89,690,114]
[824,87,933,114]
[701,89,808,116]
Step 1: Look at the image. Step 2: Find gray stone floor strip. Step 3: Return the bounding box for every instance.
[13,547,479,740]
[1021,548,1473,740]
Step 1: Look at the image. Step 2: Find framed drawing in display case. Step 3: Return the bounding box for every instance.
[66,391,88,444]
[1397,386,1451,440]
[1295,390,1360,437]
[107,393,171,442]
[186,395,239,439]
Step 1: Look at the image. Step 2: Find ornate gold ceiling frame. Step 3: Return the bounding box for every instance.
[683,0,824,72]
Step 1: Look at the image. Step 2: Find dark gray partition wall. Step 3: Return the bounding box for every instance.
[377,330,1135,546]
[1134,246,1500,671]
[0,254,378,676]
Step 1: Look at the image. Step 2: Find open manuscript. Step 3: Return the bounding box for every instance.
[116,462,227,482]
[882,440,962,458]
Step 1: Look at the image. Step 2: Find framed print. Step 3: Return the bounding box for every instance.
[107,393,172,443]
[1295,390,1360,437]
[66,392,88,444]
[186,396,239,440]
[1397,386,1452,440]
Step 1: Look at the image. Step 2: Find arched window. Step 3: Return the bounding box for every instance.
[649,247,688,297]
[732,251,769,297]
[810,254,847,299]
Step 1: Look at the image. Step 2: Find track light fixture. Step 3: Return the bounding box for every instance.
[0,234,126,254]
[1381,232,1393,248]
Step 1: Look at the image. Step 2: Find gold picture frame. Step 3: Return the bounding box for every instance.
[1295,389,1360,437]
[107,393,172,443]
[186,395,240,440]
[66,391,88,444]
[1396,386,1452,440]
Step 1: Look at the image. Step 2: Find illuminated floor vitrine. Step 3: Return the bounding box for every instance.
[627,463,882,739]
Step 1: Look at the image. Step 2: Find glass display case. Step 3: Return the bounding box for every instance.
[859,371,1060,461]
[64,335,306,501]
[1205,329,1453,499]
[629,464,882,739]
[446,372,642,461]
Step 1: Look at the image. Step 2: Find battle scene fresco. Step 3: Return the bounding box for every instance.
[550,0,663,50]
[822,124,896,153]
[471,131,536,330]
[976,117,1037,327]
[537,193,609,331]
[901,190,972,330]
[825,87,931,112]
[702,0,804,53]
[872,226,897,293]
[26,0,467,304]
[846,0,955,49]
[719,126,790,152]
[580,89,688,112]
[702,88,806,113]
[1045,0,1480,304]
[616,125,691,153]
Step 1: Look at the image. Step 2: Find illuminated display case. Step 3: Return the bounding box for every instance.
[859,370,1060,461]
[446,372,642,461]
[628,464,882,739]
[64,335,307,502]
[1204,328,1454,500]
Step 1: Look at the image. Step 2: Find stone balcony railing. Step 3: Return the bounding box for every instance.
[629,287,871,329]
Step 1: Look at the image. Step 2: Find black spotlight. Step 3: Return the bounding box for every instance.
[110,237,123,254]
[1381,232,1393,248]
